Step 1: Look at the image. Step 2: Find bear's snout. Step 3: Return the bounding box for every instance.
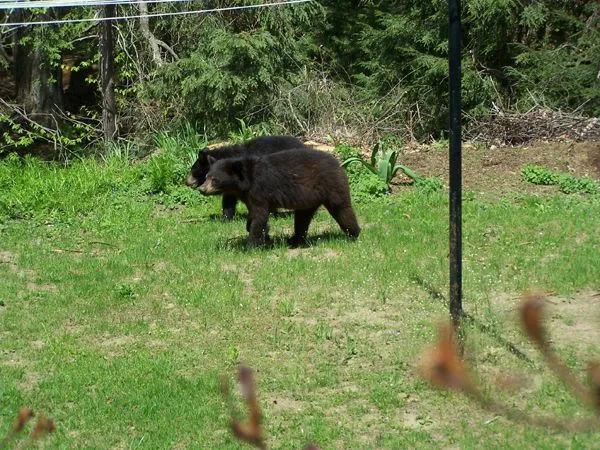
[199,178,218,195]
[186,174,199,189]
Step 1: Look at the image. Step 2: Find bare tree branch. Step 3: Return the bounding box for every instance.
[137,1,178,66]
[155,38,179,61]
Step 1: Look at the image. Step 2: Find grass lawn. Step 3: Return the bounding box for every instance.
[1,152,599,448]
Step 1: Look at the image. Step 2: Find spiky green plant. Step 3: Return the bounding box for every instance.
[341,141,420,186]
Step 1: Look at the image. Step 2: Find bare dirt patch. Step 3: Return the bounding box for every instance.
[264,394,306,413]
[490,289,600,356]
[545,290,600,349]
[284,247,342,261]
[26,282,57,292]
[0,250,15,264]
[396,140,600,195]
[221,262,254,296]
[17,370,46,392]
[1,250,35,278]
[339,306,401,329]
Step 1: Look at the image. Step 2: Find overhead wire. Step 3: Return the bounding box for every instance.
[0,0,314,28]
[0,0,202,10]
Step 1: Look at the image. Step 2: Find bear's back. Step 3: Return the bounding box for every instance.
[264,148,340,174]
[244,135,305,155]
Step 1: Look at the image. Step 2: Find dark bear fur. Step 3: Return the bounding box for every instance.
[199,148,360,247]
[186,135,305,220]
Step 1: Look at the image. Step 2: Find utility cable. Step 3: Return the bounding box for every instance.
[0,0,314,27]
[0,0,202,11]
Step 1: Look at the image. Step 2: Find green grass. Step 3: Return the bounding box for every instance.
[0,155,599,448]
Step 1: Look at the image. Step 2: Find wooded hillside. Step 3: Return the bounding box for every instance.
[0,0,598,156]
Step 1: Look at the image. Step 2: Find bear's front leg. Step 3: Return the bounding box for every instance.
[247,207,270,247]
[247,217,271,241]
[288,207,319,247]
[222,195,238,221]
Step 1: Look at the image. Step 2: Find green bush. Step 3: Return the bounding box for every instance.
[137,3,320,137]
[335,143,388,201]
[521,165,559,185]
[144,124,209,194]
[415,177,443,195]
[346,169,389,202]
[521,164,599,195]
[144,154,180,194]
[557,175,598,195]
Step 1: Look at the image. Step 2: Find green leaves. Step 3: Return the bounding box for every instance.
[136,1,321,137]
[341,156,378,176]
[521,164,559,185]
[522,164,599,195]
[227,118,269,143]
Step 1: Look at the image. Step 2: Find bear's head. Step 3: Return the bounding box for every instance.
[186,148,211,189]
[199,156,250,196]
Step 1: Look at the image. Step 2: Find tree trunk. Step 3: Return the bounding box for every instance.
[100,4,117,140]
[13,10,63,130]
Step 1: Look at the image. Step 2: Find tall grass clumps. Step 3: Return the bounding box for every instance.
[0,153,140,222]
[0,129,209,223]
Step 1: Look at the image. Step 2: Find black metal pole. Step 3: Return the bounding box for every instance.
[448,0,462,329]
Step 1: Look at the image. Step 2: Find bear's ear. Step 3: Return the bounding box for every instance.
[231,160,250,190]
[198,148,206,158]
[207,155,217,166]
[231,160,244,179]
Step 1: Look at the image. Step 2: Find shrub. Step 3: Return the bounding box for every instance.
[335,143,388,201]
[521,164,559,185]
[145,124,209,194]
[415,177,443,195]
[346,169,389,202]
[144,154,180,194]
[521,164,599,195]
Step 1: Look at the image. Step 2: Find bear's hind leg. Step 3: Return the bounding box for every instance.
[222,195,238,221]
[325,204,360,239]
[288,207,319,247]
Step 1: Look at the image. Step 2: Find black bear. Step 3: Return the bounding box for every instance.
[198,148,360,247]
[186,135,305,220]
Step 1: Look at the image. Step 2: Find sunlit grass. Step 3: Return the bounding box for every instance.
[0,154,599,448]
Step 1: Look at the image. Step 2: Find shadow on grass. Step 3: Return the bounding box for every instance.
[206,210,296,222]
[410,273,535,364]
[216,230,357,252]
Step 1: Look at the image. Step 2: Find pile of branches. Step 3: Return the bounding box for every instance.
[467,105,600,145]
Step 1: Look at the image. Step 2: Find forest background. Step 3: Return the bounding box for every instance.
[0,0,598,157]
